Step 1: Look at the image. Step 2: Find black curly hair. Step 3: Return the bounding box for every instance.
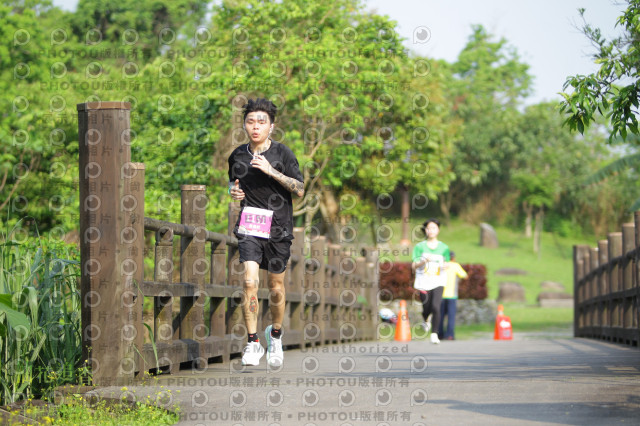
[242,98,277,123]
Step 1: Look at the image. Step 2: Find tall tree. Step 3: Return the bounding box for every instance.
[560,1,640,142]
[197,0,455,240]
[560,1,640,218]
[0,1,71,226]
[70,0,209,56]
[2,0,456,240]
[440,25,532,223]
[514,103,639,239]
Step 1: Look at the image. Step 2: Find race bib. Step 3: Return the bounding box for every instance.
[425,260,441,276]
[414,254,446,291]
[238,207,273,239]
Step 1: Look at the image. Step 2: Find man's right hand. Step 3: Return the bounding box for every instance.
[230,179,245,201]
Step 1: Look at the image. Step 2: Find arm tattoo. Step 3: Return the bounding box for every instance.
[269,166,305,197]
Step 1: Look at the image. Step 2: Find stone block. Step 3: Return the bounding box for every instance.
[495,268,528,276]
[538,292,573,308]
[479,223,499,248]
[540,281,565,292]
[498,282,526,302]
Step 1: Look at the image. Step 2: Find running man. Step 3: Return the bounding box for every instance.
[228,98,304,367]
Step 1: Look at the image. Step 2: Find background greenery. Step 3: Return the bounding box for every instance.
[1,0,638,412]
[1,0,638,241]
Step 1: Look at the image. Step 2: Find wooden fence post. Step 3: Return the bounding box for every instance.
[209,236,227,361]
[363,246,379,340]
[587,247,598,330]
[608,232,623,332]
[314,236,327,345]
[78,101,136,386]
[573,245,589,337]
[126,163,145,377]
[327,243,341,344]
[153,225,175,372]
[598,240,609,327]
[226,202,244,355]
[622,223,635,332]
[305,235,325,346]
[355,256,367,341]
[636,212,640,346]
[287,228,305,348]
[179,185,207,368]
[338,247,351,342]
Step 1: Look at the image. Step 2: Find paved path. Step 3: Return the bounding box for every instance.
[96,333,640,425]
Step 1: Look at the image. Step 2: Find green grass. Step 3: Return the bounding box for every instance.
[3,391,179,425]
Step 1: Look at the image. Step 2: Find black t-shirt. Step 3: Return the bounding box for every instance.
[228,141,303,241]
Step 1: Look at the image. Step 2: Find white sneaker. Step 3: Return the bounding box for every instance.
[422,322,431,333]
[430,333,440,344]
[241,341,264,366]
[265,325,284,367]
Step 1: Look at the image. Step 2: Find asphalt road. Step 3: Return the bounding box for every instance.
[94,333,640,426]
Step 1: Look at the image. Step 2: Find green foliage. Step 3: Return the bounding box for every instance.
[202,0,456,231]
[1,0,459,237]
[512,171,557,209]
[441,25,533,219]
[0,219,82,406]
[560,1,640,142]
[1,0,636,275]
[71,0,209,54]
[583,142,640,211]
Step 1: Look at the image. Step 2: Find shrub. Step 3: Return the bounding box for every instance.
[378,262,417,300]
[379,262,488,300]
[458,264,488,300]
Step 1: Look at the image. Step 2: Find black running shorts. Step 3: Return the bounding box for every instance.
[237,235,292,273]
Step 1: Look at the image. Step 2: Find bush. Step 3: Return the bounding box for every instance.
[378,262,417,300]
[458,264,488,300]
[379,262,488,300]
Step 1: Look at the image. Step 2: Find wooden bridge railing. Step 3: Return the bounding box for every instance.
[78,102,379,385]
[574,212,640,347]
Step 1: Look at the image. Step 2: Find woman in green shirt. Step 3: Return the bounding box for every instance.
[412,218,450,344]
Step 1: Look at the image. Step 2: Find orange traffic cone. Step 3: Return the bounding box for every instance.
[394,299,412,342]
[494,304,513,340]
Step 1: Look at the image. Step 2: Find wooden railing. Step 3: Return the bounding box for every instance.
[78,102,379,385]
[574,212,640,346]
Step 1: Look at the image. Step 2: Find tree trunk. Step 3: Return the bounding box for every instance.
[318,189,341,243]
[533,207,543,255]
[400,186,410,246]
[440,191,452,226]
[523,201,533,238]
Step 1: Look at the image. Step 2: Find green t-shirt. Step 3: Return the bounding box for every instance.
[412,241,450,263]
[412,241,450,291]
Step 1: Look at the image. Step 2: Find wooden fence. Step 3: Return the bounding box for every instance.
[574,212,640,346]
[78,102,379,385]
